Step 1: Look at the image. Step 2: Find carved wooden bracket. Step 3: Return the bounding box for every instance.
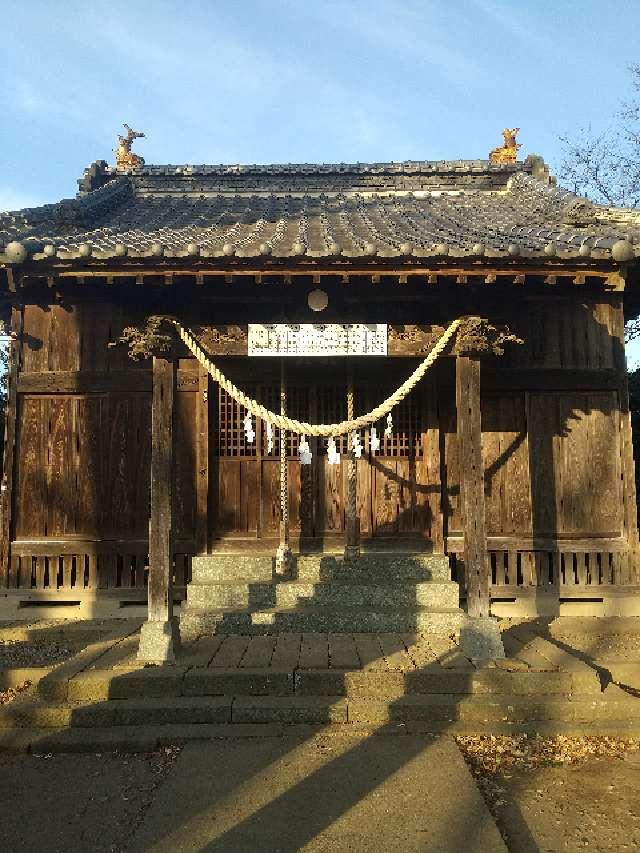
[453,316,523,357]
[118,315,174,360]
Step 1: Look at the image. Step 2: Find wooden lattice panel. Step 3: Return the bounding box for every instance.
[215,386,257,457]
[316,384,348,454]
[359,385,424,458]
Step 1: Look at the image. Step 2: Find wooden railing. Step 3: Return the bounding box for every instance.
[450,544,639,596]
[5,541,192,593]
[3,540,637,600]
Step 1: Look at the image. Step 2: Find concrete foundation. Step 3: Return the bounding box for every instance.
[136,618,181,665]
[460,617,505,662]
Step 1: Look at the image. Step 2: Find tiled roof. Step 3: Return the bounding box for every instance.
[1,156,639,265]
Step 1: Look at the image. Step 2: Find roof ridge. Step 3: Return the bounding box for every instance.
[128,158,524,177]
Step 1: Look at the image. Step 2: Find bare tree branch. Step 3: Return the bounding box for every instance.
[559,65,640,209]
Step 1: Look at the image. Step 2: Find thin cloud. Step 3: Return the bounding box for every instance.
[468,0,549,51]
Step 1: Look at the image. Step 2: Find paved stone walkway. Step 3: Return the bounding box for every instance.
[86,629,464,672]
[131,735,506,853]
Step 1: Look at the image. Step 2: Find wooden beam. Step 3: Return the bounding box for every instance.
[482,367,620,392]
[54,266,619,284]
[445,535,627,553]
[195,364,209,555]
[137,356,180,663]
[18,370,151,394]
[456,355,490,618]
[0,308,22,586]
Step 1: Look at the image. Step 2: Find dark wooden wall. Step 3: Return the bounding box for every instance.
[4,291,637,596]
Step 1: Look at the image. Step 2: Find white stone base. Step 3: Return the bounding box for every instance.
[460,616,505,662]
[275,545,294,579]
[136,617,181,664]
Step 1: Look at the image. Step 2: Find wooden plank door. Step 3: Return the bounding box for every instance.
[210,368,439,549]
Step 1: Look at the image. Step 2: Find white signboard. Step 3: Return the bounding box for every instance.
[248,324,387,357]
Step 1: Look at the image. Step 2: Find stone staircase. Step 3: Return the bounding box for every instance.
[3,654,639,753]
[180,553,464,638]
[1,622,640,751]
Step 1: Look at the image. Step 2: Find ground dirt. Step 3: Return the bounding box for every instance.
[458,735,640,851]
[1,737,640,851]
[0,747,180,853]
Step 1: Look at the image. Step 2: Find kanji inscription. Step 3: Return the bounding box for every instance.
[248,324,387,356]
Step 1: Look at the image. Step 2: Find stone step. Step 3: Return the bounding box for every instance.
[6,692,640,731]
[190,553,452,584]
[0,696,232,728]
[191,555,275,583]
[185,581,459,610]
[295,554,452,583]
[293,668,581,698]
[180,606,466,637]
[4,718,640,753]
[50,666,585,703]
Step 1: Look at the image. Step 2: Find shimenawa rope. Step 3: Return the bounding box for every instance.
[168,317,462,437]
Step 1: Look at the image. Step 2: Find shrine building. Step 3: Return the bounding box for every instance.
[1,129,639,661]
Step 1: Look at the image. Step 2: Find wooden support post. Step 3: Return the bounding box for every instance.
[0,308,22,586]
[613,301,640,585]
[456,355,504,659]
[345,363,360,560]
[195,363,209,555]
[137,356,180,663]
[456,356,490,618]
[275,359,292,575]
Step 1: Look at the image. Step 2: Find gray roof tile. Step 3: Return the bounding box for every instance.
[1,158,638,264]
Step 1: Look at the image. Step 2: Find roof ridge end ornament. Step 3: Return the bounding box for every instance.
[489,128,521,165]
[114,124,146,171]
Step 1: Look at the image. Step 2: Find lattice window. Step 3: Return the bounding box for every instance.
[215,386,257,457]
[260,384,281,459]
[217,384,310,459]
[360,386,423,458]
[316,384,348,454]
[215,382,425,459]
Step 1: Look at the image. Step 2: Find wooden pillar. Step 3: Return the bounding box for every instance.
[613,298,640,584]
[456,355,490,618]
[0,308,22,586]
[195,363,209,555]
[137,356,180,663]
[345,363,360,559]
[275,359,292,574]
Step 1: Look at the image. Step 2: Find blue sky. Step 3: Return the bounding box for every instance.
[2,0,640,359]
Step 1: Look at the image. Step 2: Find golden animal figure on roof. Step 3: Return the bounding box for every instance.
[114,124,145,170]
[489,128,521,164]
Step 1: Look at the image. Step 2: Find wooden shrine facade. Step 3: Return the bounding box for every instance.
[1,153,639,616]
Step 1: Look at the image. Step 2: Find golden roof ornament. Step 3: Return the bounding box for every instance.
[114,124,145,170]
[489,128,521,164]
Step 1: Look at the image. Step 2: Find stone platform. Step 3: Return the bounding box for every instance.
[1,618,640,752]
[180,553,464,638]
